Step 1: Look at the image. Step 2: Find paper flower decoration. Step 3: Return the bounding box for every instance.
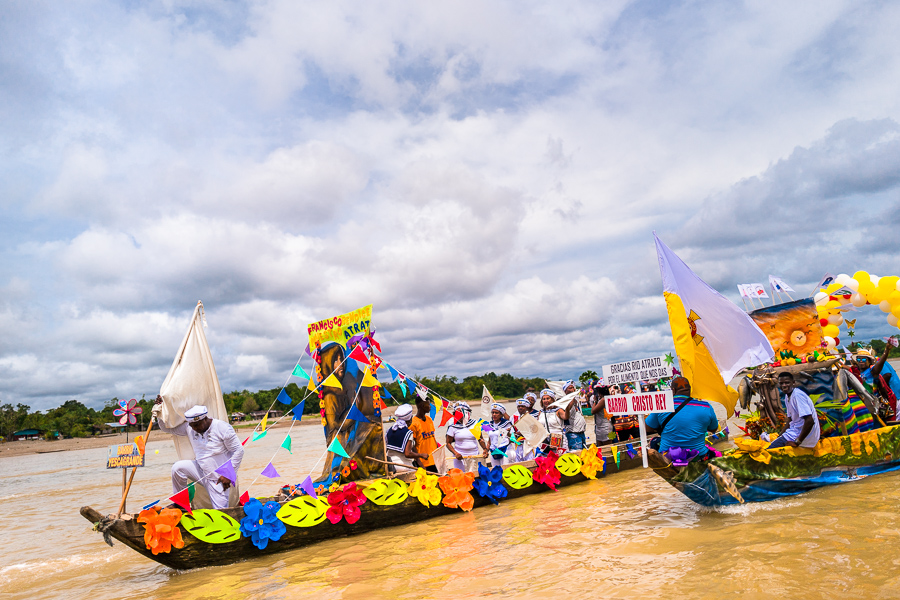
[349,460,358,471]
[731,438,773,464]
[533,451,562,491]
[326,482,367,524]
[579,444,605,479]
[341,465,351,477]
[667,447,700,467]
[472,463,507,505]
[438,468,476,511]
[239,498,286,550]
[113,398,143,426]
[409,468,442,507]
[137,506,184,555]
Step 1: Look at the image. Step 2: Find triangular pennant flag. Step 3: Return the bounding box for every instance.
[349,345,371,366]
[170,488,192,514]
[375,396,387,410]
[215,460,237,484]
[347,403,371,422]
[327,436,350,458]
[440,409,454,427]
[299,475,317,499]
[399,380,408,397]
[242,435,250,446]
[429,402,436,421]
[625,443,636,459]
[276,389,292,405]
[292,400,305,421]
[187,482,196,501]
[261,462,280,478]
[381,386,392,400]
[368,336,381,352]
[407,380,417,396]
[386,363,399,381]
[307,378,317,392]
[360,370,380,388]
[252,430,268,442]
[239,491,249,506]
[292,363,310,379]
[612,445,620,468]
[469,420,483,440]
[261,412,268,432]
[346,357,359,378]
[323,373,342,388]
[281,435,292,454]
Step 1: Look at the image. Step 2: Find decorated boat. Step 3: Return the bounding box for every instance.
[81,303,657,569]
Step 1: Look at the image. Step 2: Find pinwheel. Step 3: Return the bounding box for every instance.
[114,398,143,425]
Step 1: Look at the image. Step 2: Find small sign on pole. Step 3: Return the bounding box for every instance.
[107,442,145,469]
[601,355,676,387]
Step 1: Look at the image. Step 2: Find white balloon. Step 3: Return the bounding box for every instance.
[823,336,837,349]
[814,292,828,306]
[871,275,881,286]
[835,274,851,286]
[881,300,892,313]
[896,279,900,292]
[847,278,860,292]
[851,293,866,307]
[889,314,899,327]
[827,313,844,326]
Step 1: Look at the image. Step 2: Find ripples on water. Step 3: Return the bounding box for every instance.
[4,425,900,599]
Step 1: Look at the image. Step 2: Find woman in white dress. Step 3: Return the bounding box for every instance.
[445,402,489,471]
[537,389,568,456]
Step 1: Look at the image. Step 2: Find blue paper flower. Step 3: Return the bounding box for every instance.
[240,498,286,549]
[472,463,508,505]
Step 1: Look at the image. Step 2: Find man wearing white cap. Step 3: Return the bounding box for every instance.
[153,397,244,509]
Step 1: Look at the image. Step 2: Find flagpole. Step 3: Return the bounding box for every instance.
[637,415,649,468]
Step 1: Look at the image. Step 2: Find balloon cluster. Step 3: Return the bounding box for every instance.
[814,271,900,351]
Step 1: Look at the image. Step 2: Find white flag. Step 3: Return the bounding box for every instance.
[481,385,495,420]
[736,284,752,298]
[749,283,769,299]
[768,275,795,293]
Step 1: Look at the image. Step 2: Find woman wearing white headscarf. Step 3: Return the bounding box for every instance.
[446,401,489,471]
[537,389,568,455]
[486,403,513,467]
[385,404,426,473]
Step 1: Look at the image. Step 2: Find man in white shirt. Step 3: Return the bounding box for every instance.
[768,372,820,449]
[153,399,244,509]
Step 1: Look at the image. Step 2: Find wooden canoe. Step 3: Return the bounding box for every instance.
[80,450,646,570]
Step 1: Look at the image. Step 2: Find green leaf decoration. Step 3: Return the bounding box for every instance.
[362,479,409,505]
[180,509,242,544]
[277,496,329,528]
[502,464,534,489]
[555,453,583,477]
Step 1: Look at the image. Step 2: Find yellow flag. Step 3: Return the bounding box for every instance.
[261,412,268,432]
[655,234,774,416]
[360,370,380,388]
[323,373,342,388]
[469,419,483,440]
[307,378,317,392]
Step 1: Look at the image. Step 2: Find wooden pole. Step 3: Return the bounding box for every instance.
[116,416,154,518]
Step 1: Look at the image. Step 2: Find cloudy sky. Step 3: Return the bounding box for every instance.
[2,1,899,411]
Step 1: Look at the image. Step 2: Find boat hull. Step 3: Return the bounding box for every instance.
[81,452,645,570]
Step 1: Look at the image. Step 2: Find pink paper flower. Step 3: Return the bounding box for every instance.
[326,482,367,524]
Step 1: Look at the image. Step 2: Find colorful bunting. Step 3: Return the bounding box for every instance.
[261,412,268,432]
[307,378,317,392]
[440,409,454,427]
[242,435,250,446]
[239,491,250,506]
[381,386,392,400]
[252,430,267,442]
[349,345,371,366]
[625,443,636,459]
[299,475,318,499]
[375,396,387,410]
[323,373,342,388]
[170,488,192,514]
[292,363,310,379]
[327,437,350,459]
[215,460,237,484]
[360,370,381,388]
[291,400,305,421]
[429,402,436,421]
[399,380,408,397]
[387,363,399,381]
[276,389,292,405]
[347,403,370,423]
[281,435,292,454]
[261,462,280,478]
[612,445,620,468]
[368,336,381,352]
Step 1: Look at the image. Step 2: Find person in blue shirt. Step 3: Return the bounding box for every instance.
[645,376,719,455]
[856,346,899,419]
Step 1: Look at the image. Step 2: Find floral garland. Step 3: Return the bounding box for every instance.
[315,340,326,427]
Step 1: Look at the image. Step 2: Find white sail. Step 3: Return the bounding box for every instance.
[159,301,227,461]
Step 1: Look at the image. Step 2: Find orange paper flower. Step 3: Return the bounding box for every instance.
[437,468,476,511]
[137,506,185,555]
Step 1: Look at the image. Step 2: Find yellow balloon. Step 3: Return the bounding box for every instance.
[892,304,900,319]
[823,324,840,338]
[853,271,869,282]
[825,300,841,311]
[879,276,899,291]
[825,282,842,294]
[859,282,876,298]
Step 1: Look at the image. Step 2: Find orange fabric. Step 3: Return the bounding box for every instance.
[410,415,438,467]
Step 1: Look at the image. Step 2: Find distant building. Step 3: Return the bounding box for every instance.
[11,429,58,441]
[248,410,280,421]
